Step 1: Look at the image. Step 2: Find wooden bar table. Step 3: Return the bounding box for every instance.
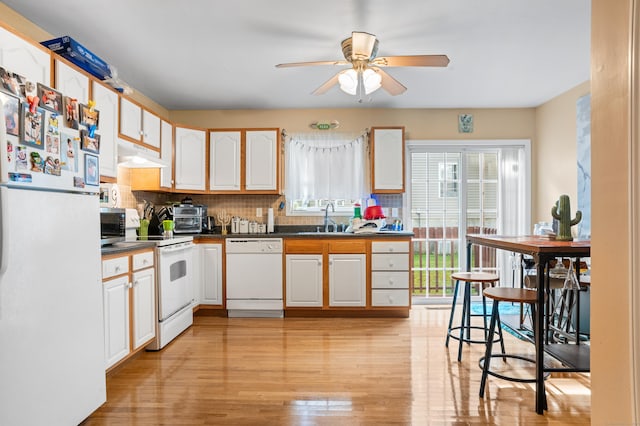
[465,234,591,414]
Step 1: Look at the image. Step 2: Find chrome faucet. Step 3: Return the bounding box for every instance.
[323,202,337,232]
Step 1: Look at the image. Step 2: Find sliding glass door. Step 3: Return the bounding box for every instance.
[407,140,530,302]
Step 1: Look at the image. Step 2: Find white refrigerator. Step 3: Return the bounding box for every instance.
[0,98,106,423]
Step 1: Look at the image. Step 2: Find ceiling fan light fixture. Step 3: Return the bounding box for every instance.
[362,68,382,94]
[338,69,358,95]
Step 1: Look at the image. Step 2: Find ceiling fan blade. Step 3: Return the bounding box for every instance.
[372,55,450,67]
[312,73,340,95]
[373,67,407,96]
[276,60,349,68]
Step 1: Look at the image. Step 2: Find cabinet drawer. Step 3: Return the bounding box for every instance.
[132,251,154,270]
[285,239,324,253]
[102,256,129,279]
[372,241,409,253]
[372,271,409,289]
[328,240,366,254]
[371,253,409,271]
[371,289,410,307]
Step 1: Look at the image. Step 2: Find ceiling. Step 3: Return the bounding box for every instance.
[2,0,591,111]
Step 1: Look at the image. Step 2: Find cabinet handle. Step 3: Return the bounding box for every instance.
[388,261,394,268]
[388,278,395,285]
[115,266,121,272]
[143,259,148,264]
[389,247,394,252]
[133,280,139,287]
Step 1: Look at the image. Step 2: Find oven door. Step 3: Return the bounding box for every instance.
[173,216,201,233]
[156,242,194,321]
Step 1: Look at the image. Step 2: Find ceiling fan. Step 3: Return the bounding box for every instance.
[276,31,450,97]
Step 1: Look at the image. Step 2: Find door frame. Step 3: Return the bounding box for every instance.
[404,139,531,297]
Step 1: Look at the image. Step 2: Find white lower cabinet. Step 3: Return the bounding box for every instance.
[199,243,223,305]
[102,249,156,370]
[329,254,366,307]
[103,275,130,369]
[371,241,410,307]
[131,267,156,349]
[286,254,323,307]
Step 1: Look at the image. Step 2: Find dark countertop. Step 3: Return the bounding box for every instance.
[101,227,413,255]
[101,241,157,256]
[191,227,413,241]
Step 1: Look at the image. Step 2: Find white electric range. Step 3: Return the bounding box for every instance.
[130,235,195,350]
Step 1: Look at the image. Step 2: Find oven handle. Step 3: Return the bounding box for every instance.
[157,242,195,253]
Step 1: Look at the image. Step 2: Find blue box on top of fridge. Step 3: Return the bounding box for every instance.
[40,36,111,80]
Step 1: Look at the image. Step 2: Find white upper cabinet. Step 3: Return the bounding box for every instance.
[209,130,241,191]
[208,128,279,193]
[55,60,89,104]
[92,81,119,178]
[142,109,161,149]
[245,130,278,191]
[160,120,173,189]
[175,126,206,191]
[0,25,51,85]
[371,127,405,193]
[119,97,142,141]
[119,97,161,150]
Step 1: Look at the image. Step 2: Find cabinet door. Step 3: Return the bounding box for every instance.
[119,97,142,142]
[92,81,118,178]
[0,26,51,85]
[175,127,206,191]
[286,254,323,307]
[209,130,241,191]
[371,127,405,192]
[245,130,278,191]
[160,120,173,189]
[103,276,130,369]
[54,60,89,104]
[131,267,156,350]
[201,244,223,305]
[329,254,366,307]
[142,109,161,149]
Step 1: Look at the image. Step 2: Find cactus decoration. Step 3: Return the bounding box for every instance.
[551,194,582,241]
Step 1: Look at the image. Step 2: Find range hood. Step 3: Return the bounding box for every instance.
[117,139,167,168]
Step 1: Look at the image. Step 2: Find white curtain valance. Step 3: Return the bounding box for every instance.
[285,131,370,201]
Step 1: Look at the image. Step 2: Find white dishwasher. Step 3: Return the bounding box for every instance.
[225,238,284,317]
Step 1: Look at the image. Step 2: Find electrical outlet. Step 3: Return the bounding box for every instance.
[256,208,262,217]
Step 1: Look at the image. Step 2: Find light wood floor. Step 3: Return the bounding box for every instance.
[84,306,591,425]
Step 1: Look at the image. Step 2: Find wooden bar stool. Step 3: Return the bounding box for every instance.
[445,272,505,362]
[479,287,548,408]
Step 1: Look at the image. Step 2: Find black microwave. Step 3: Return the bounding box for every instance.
[100,207,126,246]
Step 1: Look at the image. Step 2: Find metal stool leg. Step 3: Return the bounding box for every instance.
[481,288,488,340]
[480,300,500,397]
[457,281,471,362]
[445,279,461,347]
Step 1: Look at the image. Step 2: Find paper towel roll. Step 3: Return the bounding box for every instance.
[267,208,274,233]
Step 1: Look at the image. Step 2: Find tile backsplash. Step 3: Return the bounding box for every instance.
[115,168,403,228]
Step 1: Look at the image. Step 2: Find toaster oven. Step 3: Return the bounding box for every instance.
[172,205,203,234]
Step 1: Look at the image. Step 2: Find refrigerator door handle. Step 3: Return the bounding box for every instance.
[0,187,5,274]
